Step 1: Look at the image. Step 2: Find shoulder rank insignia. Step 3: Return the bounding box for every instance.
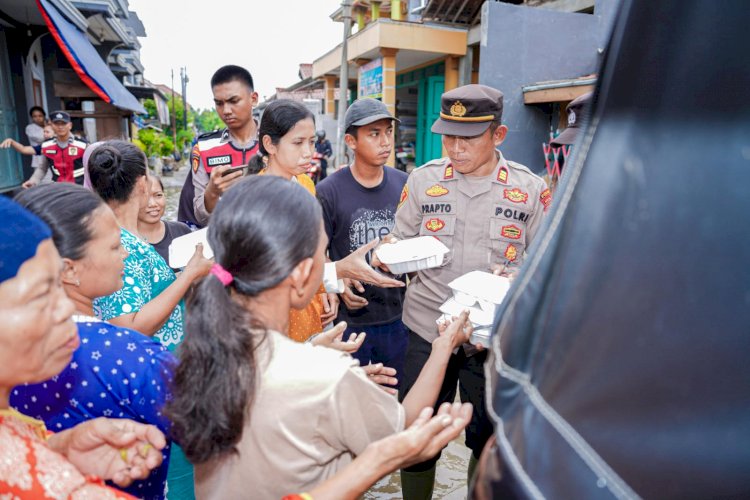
[425,184,449,197]
[503,188,528,204]
[425,218,445,232]
[398,184,409,209]
[444,165,454,180]
[497,166,509,184]
[540,188,552,211]
[191,144,201,173]
[504,244,518,262]
[501,224,522,240]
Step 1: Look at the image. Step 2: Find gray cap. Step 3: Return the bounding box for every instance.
[344,98,399,131]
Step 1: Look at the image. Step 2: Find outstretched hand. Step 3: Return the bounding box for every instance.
[372,402,473,470]
[362,363,399,396]
[310,322,366,353]
[51,417,166,488]
[335,238,405,288]
[434,310,474,351]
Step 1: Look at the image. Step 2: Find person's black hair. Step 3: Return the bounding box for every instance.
[345,124,360,138]
[257,99,315,157]
[151,175,164,191]
[13,183,105,261]
[210,65,254,91]
[245,153,266,176]
[88,140,147,204]
[166,175,322,464]
[29,106,45,117]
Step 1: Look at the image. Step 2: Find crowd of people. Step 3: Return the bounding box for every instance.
[0,64,558,499]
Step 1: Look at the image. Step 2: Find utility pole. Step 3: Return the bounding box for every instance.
[170,69,177,157]
[336,0,353,167]
[180,66,189,129]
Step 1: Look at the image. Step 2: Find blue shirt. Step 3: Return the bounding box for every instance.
[11,316,176,500]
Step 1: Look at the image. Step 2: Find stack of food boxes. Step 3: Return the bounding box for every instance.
[438,271,510,346]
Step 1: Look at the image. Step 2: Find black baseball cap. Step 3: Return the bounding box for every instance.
[50,111,71,124]
[550,92,593,147]
[344,98,399,132]
[431,84,503,137]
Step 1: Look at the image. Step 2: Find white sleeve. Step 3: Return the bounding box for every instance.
[323,262,345,293]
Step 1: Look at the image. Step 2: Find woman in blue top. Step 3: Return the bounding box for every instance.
[11,183,176,499]
[87,142,211,500]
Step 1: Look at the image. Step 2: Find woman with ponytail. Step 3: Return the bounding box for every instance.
[87,140,211,499]
[252,99,339,342]
[168,175,473,499]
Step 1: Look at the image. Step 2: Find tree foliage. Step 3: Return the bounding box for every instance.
[195,108,223,133]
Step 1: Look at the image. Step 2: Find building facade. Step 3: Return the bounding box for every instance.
[310,0,618,172]
[0,0,146,191]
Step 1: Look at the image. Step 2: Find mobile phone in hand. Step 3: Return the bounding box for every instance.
[221,165,248,177]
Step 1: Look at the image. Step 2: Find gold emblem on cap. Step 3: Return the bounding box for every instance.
[450,100,467,117]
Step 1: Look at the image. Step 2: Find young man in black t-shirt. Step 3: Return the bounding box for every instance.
[317,99,408,386]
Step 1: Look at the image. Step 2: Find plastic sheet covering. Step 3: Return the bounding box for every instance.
[472,0,750,498]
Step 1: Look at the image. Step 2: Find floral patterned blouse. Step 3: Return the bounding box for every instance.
[94,229,185,350]
[0,409,135,499]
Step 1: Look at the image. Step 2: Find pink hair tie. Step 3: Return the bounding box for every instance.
[210,263,234,287]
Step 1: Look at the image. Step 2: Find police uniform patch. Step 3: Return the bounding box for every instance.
[501,224,522,240]
[45,149,57,155]
[503,188,529,204]
[540,188,552,211]
[425,184,449,197]
[444,165,454,180]
[191,144,200,173]
[497,166,509,184]
[504,244,518,262]
[206,155,232,167]
[68,147,78,156]
[424,218,445,232]
[398,184,409,209]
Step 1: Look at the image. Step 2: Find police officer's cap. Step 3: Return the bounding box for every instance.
[550,92,593,147]
[50,111,71,124]
[431,84,503,137]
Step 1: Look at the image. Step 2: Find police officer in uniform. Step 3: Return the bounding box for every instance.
[379,84,552,499]
[177,65,260,227]
[1,111,87,188]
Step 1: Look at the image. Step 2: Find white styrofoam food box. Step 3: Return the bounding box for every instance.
[374,236,449,274]
[448,271,510,318]
[168,228,214,269]
[439,298,494,327]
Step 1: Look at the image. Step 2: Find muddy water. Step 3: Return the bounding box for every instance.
[161,165,471,498]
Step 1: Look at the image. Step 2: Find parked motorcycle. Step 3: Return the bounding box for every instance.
[308,152,324,184]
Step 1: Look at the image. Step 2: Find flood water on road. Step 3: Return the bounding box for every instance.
[159,164,472,498]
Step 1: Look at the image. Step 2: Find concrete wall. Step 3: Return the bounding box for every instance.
[478,0,617,172]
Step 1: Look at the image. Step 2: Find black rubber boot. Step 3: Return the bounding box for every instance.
[400,465,437,500]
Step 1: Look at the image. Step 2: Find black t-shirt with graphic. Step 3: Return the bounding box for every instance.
[317,166,408,326]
